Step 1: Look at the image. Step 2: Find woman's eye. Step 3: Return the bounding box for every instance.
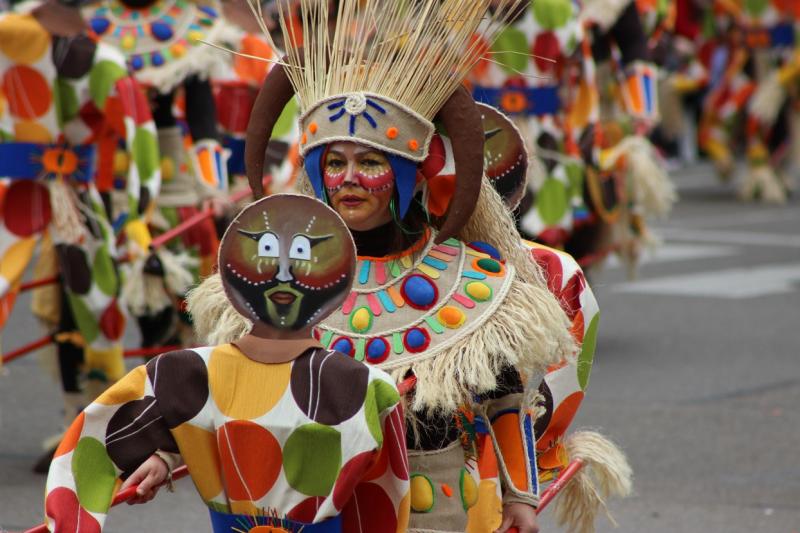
[326,159,345,170]
[257,232,280,258]
[289,235,312,261]
[361,158,382,168]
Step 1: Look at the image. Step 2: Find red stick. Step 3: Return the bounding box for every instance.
[19,277,59,292]
[24,466,191,533]
[149,188,254,251]
[397,375,417,396]
[537,458,585,512]
[1,335,53,365]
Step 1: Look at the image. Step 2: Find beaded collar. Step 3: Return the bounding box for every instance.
[315,232,515,370]
[85,0,223,83]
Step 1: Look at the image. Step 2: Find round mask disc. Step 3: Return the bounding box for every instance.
[479,102,529,210]
[219,194,356,334]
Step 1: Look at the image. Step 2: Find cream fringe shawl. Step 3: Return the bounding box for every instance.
[188,179,577,413]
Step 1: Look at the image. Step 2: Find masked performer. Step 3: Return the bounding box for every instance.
[0,0,160,466]
[185,1,632,532]
[44,193,409,532]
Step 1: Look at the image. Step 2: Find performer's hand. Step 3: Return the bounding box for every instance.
[495,502,540,533]
[120,455,169,505]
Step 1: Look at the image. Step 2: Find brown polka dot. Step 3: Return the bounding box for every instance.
[56,244,92,295]
[290,349,369,425]
[146,350,209,428]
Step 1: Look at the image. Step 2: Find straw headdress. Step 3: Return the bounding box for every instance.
[246,0,529,243]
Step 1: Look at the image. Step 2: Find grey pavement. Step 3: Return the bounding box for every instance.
[1,162,799,532]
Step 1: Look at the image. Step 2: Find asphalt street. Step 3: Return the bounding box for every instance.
[1,162,798,532]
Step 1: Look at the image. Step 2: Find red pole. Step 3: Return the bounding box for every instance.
[1,335,53,365]
[149,188,254,251]
[123,345,186,358]
[19,277,59,292]
[537,458,585,512]
[24,466,191,533]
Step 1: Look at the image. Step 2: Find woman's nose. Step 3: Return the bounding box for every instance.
[342,163,357,185]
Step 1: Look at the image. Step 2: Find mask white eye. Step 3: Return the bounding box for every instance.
[290,235,312,261]
[258,233,280,258]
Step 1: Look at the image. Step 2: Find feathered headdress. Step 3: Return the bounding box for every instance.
[246,0,527,242]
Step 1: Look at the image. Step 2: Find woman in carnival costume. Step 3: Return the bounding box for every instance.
[184,0,633,531]
[44,193,410,532]
[0,0,160,466]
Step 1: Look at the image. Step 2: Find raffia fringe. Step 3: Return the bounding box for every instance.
[602,136,677,217]
[739,163,787,204]
[47,179,85,244]
[750,70,786,127]
[554,431,633,533]
[580,0,635,32]
[390,278,573,412]
[123,249,198,316]
[186,273,252,346]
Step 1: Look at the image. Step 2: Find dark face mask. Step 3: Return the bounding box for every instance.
[219,194,356,333]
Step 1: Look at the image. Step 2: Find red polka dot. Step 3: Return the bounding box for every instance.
[385,407,409,480]
[333,451,377,510]
[217,421,282,501]
[3,181,51,237]
[2,65,52,119]
[532,32,561,74]
[363,441,389,482]
[45,487,101,533]
[100,301,125,341]
[341,482,397,533]
[287,496,325,522]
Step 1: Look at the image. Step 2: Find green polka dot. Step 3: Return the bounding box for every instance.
[133,127,159,183]
[364,379,400,445]
[72,437,117,513]
[89,60,127,109]
[272,96,299,138]
[66,293,99,344]
[531,0,573,30]
[55,79,79,125]
[537,177,569,225]
[565,162,584,198]
[578,314,599,390]
[93,246,118,297]
[744,0,768,16]
[283,423,341,496]
[490,27,528,75]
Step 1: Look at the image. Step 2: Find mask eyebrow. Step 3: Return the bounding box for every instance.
[237,229,267,241]
[296,234,334,247]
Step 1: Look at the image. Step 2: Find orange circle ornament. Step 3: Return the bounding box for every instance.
[408,139,419,151]
[500,91,528,114]
[386,126,399,139]
[42,148,79,176]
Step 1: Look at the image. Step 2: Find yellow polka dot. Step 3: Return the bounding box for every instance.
[85,346,126,381]
[187,30,204,43]
[397,490,410,532]
[171,43,186,58]
[0,236,37,285]
[0,14,50,64]
[230,500,259,515]
[208,344,291,420]
[159,156,174,180]
[95,365,147,406]
[172,423,224,501]
[410,474,434,512]
[14,121,52,143]
[466,479,502,533]
[114,151,130,175]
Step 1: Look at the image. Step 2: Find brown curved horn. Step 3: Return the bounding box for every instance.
[434,86,485,244]
[245,59,297,199]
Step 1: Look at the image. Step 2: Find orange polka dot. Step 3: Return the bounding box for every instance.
[301,133,308,145]
[2,65,52,119]
[54,412,85,458]
[386,127,399,139]
[172,423,224,501]
[437,305,465,328]
[13,120,52,143]
[309,122,318,134]
[441,483,453,497]
[408,139,419,151]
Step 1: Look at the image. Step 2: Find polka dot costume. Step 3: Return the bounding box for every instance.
[44,345,409,532]
[0,13,160,385]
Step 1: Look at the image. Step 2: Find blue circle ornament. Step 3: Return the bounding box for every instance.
[90,17,111,35]
[366,338,390,364]
[150,21,174,42]
[404,327,430,353]
[401,274,438,310]
[332,337,355,357]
